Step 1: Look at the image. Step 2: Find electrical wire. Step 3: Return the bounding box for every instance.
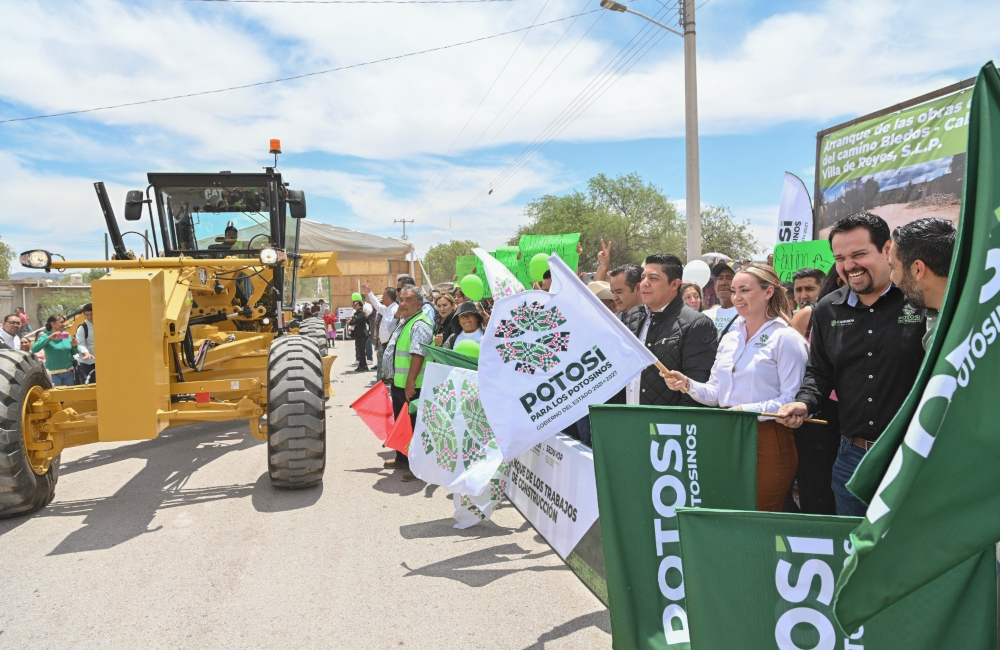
[399,0,591,225]
[452,23,671,219]
[0,9,601,125]
[172,0,515,3]
[392,0,551,222]
[441,1,677,223]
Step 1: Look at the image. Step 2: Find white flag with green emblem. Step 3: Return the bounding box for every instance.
[410,362,504,496]
[480,255,656,460]
[452,466,510,529]
[473,247,526,299]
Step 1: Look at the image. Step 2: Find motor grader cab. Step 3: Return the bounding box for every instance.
[0,151,339,518]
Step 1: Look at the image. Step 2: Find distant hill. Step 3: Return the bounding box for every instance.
[9,272,67,281]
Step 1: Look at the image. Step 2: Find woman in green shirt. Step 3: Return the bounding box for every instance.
[31,315,78,387]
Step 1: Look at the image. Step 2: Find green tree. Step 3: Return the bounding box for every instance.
[697,205,762,261]
[84,269,108,283]
[0,237,14,280]
[422,239,480,284]
[510,173,683,270]
[35,290,92,325]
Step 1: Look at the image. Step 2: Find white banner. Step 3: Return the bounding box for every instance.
[504,434,599,559]
[479,255,656,460]
[410,363,504,497]
[776,171,814,244]
[473,247,525,299]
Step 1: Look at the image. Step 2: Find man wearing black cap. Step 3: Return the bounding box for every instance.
[702,262,738,339]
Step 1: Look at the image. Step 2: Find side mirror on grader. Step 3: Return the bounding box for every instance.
[123,190,145,221]
[287,189,307,219]
[1,153,339,520]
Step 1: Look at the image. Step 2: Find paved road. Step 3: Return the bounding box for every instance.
[0,353,611,649]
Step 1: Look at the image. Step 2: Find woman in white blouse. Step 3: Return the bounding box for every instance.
[661,263,808,512]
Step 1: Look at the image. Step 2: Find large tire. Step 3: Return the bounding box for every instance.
[299,319,328,354]
[0,350,59,518]
[266,335,326,488]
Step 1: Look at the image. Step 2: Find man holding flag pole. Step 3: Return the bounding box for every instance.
[381,284,434,480]
[828,61,1000,633]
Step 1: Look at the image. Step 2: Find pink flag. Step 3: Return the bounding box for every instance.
[350,382,394,441]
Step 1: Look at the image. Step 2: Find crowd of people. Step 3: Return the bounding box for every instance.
[1,304,97,386]
[359,211,956,517]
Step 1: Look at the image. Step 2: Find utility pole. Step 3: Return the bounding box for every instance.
[681,0,701,262]
[599,0,701,261]
[394,218,414,240]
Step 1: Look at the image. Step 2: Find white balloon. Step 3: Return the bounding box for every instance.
[682,260,712,288]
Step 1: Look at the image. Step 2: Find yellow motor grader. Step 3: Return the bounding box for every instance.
[0,161,340,518]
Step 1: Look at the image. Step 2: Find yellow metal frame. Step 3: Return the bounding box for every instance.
[20,253,338,465]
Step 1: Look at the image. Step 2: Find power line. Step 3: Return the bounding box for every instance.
[170,0,515,3]
[444,2,676,222]
[393,0,551,222]
[449,1,676,209]
[0,9,600,125]
[401,0,591,226]
[458,24,670,217]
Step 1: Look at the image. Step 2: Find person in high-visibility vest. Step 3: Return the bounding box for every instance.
[381,284,434,481]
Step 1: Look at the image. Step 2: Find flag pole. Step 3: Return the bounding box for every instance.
[653,358,828,424]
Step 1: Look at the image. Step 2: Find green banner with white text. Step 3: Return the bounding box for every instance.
[676,509,997,649]
[817,85,972,235]
[590,405,758,650]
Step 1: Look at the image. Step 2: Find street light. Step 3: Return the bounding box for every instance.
[600,0,701,262]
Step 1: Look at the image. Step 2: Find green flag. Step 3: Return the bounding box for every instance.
[590,405,758,650]
[676,509,997,649]
[518,233,581,272]
[455,254,476,280]
[421,344,478,370]
[834,62,1000,630]
[494,246,531,289]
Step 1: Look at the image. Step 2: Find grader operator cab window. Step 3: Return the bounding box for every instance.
[159,185,274,257]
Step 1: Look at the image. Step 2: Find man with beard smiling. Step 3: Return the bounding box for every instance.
[887,218,956,350]
[777,212,926,516]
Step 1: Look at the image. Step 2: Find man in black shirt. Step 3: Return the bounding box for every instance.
[777,212,925,516]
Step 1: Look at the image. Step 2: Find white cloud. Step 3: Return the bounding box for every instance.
[0,153,134,261]
[1,0,996,259]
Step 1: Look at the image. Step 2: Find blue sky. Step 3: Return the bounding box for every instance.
[0,0,997,275]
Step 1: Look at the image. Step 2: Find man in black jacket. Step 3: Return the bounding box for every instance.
[623,253,718,406]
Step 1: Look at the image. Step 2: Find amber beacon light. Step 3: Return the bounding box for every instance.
[269,139,282,154]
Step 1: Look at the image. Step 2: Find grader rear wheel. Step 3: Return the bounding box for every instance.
[266,335,326,488]
[298,319,328,353]
[0,350,59,518]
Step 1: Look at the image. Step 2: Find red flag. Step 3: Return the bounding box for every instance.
[350,382,394,441]
[384,406,413,456]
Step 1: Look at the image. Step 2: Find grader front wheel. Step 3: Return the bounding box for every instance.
[0,350,60,518]
[298,319,328,353]
[266,336,326,488]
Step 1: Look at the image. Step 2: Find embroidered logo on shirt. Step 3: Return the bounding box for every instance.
[830,318,855,327]
[898,303,922,324]
[753,334,770,349]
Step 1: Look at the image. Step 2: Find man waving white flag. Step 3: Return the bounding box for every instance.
[479,255,657,459]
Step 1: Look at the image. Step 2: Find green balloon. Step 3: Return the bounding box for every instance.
[351,292,362,302]
[529,253,549,282]
[454,339,481,359]
[460,274,485,301]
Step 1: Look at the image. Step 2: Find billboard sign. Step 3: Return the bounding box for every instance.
[816,80,974,236]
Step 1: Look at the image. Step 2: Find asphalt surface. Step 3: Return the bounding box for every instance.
[0,350,611,649]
